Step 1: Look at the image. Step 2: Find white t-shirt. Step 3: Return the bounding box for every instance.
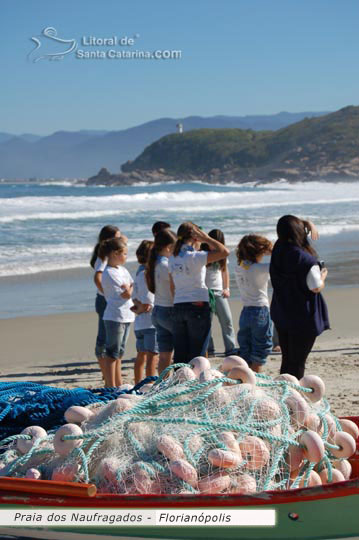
[102,265,135,323]
[169,245,209,303]
[205,263,223,291]
[155,256,174,307]
[133,266,155,331]
[306,265,323,290]
[234,261,270,307]
[94,257,107,296]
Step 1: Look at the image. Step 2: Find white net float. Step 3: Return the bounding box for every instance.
[300,375,325,403]
[217,431,241,455]
[53,424,83,457]
[169,459,198,487]
[221,355,248,373]
[332,459,352,480]
[227,365,256,386]
[208,448,242,468]
[174,366,196,383]
[296,470,322,488]
[285,391,308,425]
[231,473,257,494]
[157,435,184,461]
[198,471,231,493]
[330,431,356,459]
[319,468,345,484]
[189,356,210,377]
[64,406,94,424]
[239,436,270,471]
[275,373,299,385]
[339,419,359,441]
[300,431,325,463]
[17,426,47,455]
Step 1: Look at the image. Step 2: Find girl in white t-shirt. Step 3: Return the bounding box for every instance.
[168,222,230,364]
[90,225,120,381]
[98,237,135,387]
[204,229,236,357]
[132,240,158,384]
[234,235,273,373]
[146,229,177,374]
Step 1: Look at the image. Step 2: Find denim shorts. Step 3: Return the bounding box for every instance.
[151,305,174,353]
[237,306,273,365]
[103,320,131,360]
[135,328,159,353]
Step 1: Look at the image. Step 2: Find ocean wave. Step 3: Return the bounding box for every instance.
[0,253,138,277]
[2,196,359,223]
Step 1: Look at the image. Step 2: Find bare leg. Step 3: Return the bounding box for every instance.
[114,356,123,387]
[158,352,172,376]
[102,357,117,387]
[135,352,147,384]
[146,352,159,378]
[98,357,106,383]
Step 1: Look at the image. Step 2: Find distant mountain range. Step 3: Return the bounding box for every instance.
[89,106,359,185]
[0,112,329,179]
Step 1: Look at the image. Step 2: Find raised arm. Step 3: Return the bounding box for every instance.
[193,227,230,263]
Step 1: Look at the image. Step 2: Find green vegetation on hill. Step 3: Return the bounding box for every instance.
[121,106,359,176]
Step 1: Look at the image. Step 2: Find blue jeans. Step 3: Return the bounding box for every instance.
[135,328,159,353]
[151,306,174,353]
[95,294,107,359]
[208,291,236,355]
[237,306,273,365]
[103,320,131,360]
[173,302,211,364]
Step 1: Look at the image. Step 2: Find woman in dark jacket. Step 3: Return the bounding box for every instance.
[270,215,329,378]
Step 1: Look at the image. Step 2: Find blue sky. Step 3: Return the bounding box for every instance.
[1,0,359,134]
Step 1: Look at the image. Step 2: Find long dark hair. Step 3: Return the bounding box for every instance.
[136,240,154,264]
[90,225,120,268]
[207,229,227,271]
[173,222,197,257]
[98,237,127,261]
[146,229,177,293]
[276,215,317,257]
[236,235,272,264]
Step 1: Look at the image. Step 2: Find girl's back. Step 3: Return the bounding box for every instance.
[235,261,270,307]
[169,246,208,303]
[154,256,173,307]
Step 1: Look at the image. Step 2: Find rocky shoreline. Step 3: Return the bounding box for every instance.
[87,160,359,186]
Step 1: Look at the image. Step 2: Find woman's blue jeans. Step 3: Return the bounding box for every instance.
[173,302,211,364]
[208,291,236,355]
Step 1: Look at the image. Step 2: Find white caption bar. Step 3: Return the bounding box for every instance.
[0,509,275,527]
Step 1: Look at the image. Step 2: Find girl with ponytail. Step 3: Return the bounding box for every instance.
[146,229,177,374]
[91,225,121,381]
[98,236,134,387]
[235,234,273,372]
[168,222,230,364]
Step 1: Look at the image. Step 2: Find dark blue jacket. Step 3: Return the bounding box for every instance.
[270,241,329,336]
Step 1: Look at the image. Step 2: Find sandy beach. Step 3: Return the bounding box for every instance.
[0,287,358,417]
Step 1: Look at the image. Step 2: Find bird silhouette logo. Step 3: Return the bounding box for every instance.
[28,27,77,62]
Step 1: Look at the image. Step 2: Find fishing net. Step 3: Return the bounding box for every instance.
[0,358,356,494]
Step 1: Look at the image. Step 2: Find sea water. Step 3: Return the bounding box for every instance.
[1,180,359,318]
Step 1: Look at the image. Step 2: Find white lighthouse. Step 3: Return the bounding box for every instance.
[176,123,183,134]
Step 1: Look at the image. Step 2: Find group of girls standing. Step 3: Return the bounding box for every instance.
[91,215,329,387]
